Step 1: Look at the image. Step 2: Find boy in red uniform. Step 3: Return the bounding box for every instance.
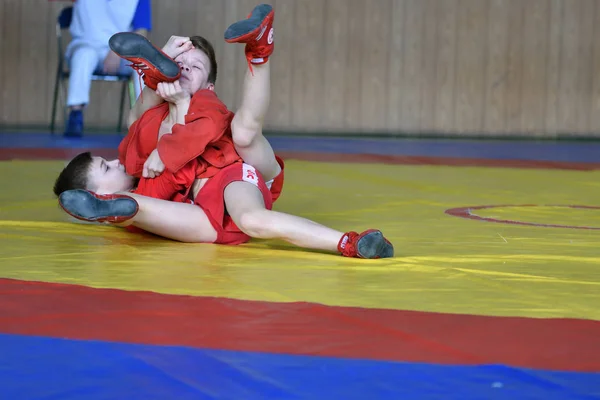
[54,4,394,259]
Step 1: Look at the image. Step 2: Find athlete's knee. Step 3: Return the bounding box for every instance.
[231,112,261,148]
[235,209,272,238]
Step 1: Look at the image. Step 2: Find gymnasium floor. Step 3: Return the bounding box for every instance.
[0,131,599,399]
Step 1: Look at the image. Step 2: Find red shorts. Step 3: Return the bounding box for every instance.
[126,156,286,245]
[195,160,278,245]
[268,156,285,203]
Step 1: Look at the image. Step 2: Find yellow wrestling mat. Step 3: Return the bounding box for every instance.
[1,159,599,320]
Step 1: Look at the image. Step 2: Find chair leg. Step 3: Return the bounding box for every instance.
[50,68,61,134]
[128,79,136,108]
[61,80,68,131]
[120,79,136,134]
[117,80,127,132]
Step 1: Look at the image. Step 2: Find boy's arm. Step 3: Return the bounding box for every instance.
[127,36,194,128]
[127,88,164,129]
[141,92,193,178]
[157,115,224,172]
[142,114,220,177]
[135,159,198,201]
[143,86,228,176]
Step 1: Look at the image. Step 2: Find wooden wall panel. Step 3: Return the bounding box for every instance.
[575,0,595,134]
[387,0,406,131]
[520,0,548,135]
[342,0,364,131]
[419,0,438,131]
[399,0,424,132]
[1,0,22,124]
[267,0,293,129]
[590,1,600,132]
[483,0,509,134]
[558,0,581,133]
[504,0,524,133]
[290,0,326,131]
[454,0,488,133]
[321,0,349,130]
[432,0,458,133]
[2,0,600,137]
[359,0,390,131]
[544,0,563,135]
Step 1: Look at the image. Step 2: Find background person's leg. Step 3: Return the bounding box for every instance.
[64,45,101,136]
[116,59,143,99]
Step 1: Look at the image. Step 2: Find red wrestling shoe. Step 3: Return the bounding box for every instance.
[338,229,394,259]
[109,32,180,90]
[224,4,274,71]
[59,189,139,224]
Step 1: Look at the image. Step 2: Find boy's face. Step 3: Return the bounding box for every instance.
[87,157,136,194]
[174,48,214,95]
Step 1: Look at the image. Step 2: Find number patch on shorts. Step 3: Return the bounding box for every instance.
[242,163,259,186]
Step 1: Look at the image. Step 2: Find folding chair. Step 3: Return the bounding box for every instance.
[50,6,136,134]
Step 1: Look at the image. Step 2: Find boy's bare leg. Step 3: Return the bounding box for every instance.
[226,4,281,182]
[223,181,343,251]
[231,63,280,182]
[114,192,218,243]
[58,186,394,258]
[60,190,217,243]
[224,181,394,258]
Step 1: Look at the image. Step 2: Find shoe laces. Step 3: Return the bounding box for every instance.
[128,62,148,103]
[244,42,272,75]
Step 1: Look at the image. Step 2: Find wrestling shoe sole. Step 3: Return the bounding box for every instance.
[59,189,138,223]
[224,4,273,42]
[109,32,180,79]
[356,230,395,259]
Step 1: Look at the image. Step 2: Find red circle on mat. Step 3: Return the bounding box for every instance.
[445,204,600,230]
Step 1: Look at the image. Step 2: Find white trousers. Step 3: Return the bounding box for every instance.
[66,44,142,107]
